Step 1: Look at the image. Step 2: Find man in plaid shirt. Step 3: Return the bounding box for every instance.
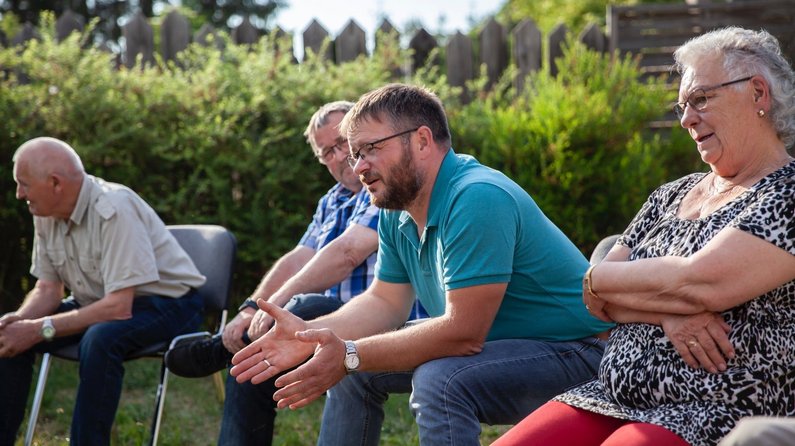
[166,101,425,445]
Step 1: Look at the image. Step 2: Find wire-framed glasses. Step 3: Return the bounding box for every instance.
[346,127,419,168]
[316,138,349,165]
[673,76,753,119]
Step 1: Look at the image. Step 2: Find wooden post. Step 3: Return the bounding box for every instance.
[56,10,84,42]
[161,10,190,63]
[303,19,333,61]
[409,28,438,74]
[512,19,542,93]
[375,18,403,79]
[446,31,473,102]
[548,23,569,77]
[194,23,224,50]
[123,12,154,69]
[336,19,367,63]
[579,22,606,53]
[479,17,508,89]
[11,22,39,46]
[232,17,260,46]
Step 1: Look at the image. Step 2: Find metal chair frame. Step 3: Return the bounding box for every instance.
[23,224,236,446]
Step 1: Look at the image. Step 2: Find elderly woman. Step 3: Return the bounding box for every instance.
[493,26,795,446]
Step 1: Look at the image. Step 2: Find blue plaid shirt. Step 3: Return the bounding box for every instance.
[299,184,378,303]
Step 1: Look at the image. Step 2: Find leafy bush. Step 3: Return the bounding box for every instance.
[0,16,700,315]
[450,39,698,251]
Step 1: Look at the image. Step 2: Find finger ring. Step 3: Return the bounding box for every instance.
[263,358,271,367]
[687,340,699,348]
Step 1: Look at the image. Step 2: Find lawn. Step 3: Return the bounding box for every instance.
[19,358,511,445]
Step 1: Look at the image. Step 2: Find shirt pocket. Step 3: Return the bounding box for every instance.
[77,255,102,284]
[45,248,68,276]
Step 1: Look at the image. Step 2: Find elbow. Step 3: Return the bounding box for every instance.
[450,335,486,356]
[107,300,134,320]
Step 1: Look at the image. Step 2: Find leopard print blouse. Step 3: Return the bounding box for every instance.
[555,160,795,446]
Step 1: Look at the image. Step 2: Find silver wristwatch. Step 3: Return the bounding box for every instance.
[343,340,360,373]
[40,317,56,341]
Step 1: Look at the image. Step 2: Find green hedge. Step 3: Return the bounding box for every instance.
[0,19,699,314]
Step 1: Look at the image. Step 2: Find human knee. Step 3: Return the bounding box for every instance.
[411,358,464,397]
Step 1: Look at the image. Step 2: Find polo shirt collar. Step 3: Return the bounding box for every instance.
[426,148,457,229]
[396,148,456,236]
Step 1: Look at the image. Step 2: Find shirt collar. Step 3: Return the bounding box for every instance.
[396,148,457,230]
[69,175,93,226]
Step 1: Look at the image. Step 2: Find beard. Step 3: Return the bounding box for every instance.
[366,144,423,210]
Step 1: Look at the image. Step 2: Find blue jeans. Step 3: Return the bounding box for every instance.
[318,337,606,446]
[0,292,203,446]
[218,293,344,446]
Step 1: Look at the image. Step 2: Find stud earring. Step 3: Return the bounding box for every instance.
[758,109,766,117]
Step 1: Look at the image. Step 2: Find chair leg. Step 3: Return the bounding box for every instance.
[149,362,170,446]
[24,353,53,446]
[212,370,225,402]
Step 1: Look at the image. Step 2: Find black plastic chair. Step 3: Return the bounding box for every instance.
[23,224,236,446]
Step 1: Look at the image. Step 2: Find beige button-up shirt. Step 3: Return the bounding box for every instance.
[31,175,206,306]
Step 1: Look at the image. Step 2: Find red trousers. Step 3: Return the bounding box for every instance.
[492,401,691,446]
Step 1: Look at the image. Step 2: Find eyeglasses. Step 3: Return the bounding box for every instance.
[673,76,753,119]
[316,138,349,165]
[346,127,419,168]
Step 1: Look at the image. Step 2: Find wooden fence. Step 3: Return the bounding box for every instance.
[2,0,794,99]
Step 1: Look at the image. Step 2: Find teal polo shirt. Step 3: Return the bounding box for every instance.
[376,149,613,341]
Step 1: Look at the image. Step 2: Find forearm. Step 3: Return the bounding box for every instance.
[47,288,135,337]
[249,246,315,304]
[331,282,503,372]
[592,257,706,315]
[307,289,411,339]
[269,225,378,308]
[14,281,63,319]
[354,316,485,372]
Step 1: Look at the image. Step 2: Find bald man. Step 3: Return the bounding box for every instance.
[0,137,206,446]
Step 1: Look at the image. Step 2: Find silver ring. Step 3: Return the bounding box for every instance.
[263,358,271,367]
[687,340,699,348]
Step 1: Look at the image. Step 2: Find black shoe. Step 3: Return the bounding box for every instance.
[165,333,233,378]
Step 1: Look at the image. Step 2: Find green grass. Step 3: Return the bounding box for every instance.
[19,359,511,445]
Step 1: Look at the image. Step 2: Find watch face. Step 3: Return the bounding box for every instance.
[344,355,360,370]
[42,325,55,340]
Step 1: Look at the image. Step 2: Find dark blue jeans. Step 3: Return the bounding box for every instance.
[0,292,203,446]
[217,293,344,446]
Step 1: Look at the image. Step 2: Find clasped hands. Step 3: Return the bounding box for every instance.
[583,291,735,374]
[0,313,40,357]
[230,300,349,409]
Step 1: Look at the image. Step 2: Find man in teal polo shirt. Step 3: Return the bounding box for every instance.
[229,83,613,445]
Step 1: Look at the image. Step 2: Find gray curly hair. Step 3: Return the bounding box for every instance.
[673,27,795,149]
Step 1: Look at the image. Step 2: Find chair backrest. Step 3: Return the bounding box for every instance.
[589,234,621,265]
[167,224,236,314]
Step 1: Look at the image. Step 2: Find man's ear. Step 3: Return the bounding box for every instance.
[49,173,62,192]
[416,126,433,151]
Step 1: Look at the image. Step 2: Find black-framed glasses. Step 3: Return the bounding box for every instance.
[316,137,349,165]
[346,127,419,168]
[673,76,753,119]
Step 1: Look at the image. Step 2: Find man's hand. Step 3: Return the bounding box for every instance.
[222,308,256,353]
[230,300,314,385]
[661,312,734,373]
[247,309,275,341]
[272,328,348,410]
[0,312,22,330]
[0,318,41,357]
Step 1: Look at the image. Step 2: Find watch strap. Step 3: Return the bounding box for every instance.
[238,299,259,312]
